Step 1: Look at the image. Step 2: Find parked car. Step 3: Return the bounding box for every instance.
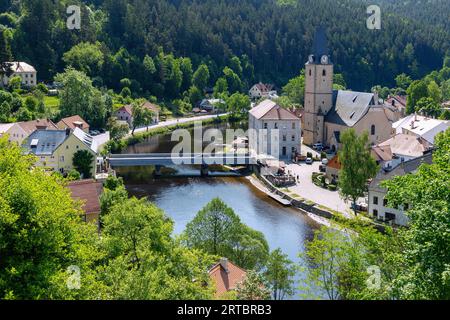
[312,143,323,150]
[321,158,328,165]
[319,164,326,172]
[305,157,313,165]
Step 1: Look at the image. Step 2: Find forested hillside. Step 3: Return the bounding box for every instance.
[0,0,449,95]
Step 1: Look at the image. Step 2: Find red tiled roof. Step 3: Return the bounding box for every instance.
[327,155,341,170]
[208,259,247,298]
[18,119,58,135]
[67,179,103,215]
[119,101,161,115]
[57,115,90,130]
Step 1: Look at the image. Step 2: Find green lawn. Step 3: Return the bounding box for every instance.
[43,96,60,111]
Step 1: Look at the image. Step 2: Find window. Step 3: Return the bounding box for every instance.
[373,196,378,205]
[264,123,268,129]
[322,69,326,76]
[309,69,312,76]
[373,209,378,217]
[371,125,376,135]
[274,123,278,129]
[292,122,295,129]
[76,145,79,149]
[282,146,286,156]
[383,198,388,207]
[291,135,295,141]
[292,147,296,154]
[60,156,65,162]
[282,135,286,142]
[66,145,69,149]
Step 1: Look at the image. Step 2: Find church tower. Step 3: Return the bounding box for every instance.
[303,27,334,146]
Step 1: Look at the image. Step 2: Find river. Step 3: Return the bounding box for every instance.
[114,123,323,299]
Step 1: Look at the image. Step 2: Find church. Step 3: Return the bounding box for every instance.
[302,28,399,150]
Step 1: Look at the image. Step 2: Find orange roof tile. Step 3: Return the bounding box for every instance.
[208,259,247,298]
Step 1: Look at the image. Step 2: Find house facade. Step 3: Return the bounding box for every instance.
[2,62,37,87]
[368,153,432,226]
[303,27,399,148]
[23,127,98,177]
[248,83,278,100]
[114,101,160,128]
[249,99,301,159]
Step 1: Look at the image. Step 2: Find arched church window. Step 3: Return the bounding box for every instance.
[322,69,326,76]
[309,69,312,76]
[371,125,376,135]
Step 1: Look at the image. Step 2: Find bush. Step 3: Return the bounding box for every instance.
[327,184,337,191]
[306,151,312,158]
[67,169,81,180]
[320,151,327,159]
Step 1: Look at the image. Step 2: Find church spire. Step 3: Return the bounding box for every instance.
[312,26,329,59]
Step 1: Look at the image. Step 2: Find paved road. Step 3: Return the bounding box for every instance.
[285,161,354,217]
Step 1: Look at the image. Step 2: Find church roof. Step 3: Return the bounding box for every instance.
[325,90,375,127]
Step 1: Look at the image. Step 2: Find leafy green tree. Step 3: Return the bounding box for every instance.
[131,101,154,134]
[0,101,11,122]
[0,136,105,299]
[56,68,107,128]
[214,77,228,96]
[338,129,378,215]
[416,97,441,118]
[222,67,242,93]
[184,198,269,270]
[395,73,412,90]
[107,116,129,141]
[187,85,202,106]
[8,76,21,91]
[382,128,450,299]
[72,150,95,179]
[192,64,210,91]
[236,270,270,300]
[100,197,214,299]
[427,80,442,103]
[264,248,295,300]
[282,70,305,106]
[406,80,428,114]
[226,93,250,118]
[63,42,104,77]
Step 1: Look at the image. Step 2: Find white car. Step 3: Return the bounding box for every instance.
[321,158,328,165]
[305,157,313,165]
[312,143,323,150]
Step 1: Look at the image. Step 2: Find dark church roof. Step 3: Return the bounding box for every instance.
[325,90,376,127]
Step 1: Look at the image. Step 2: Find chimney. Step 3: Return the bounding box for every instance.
[220,257,229,273]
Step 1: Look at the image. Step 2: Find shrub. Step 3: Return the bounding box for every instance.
[320,151,327,159]
[328,184,337,191]
[306,151,312,158]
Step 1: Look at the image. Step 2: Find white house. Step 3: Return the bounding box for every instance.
[392,114,449,144]
[248,99,301,159]
[0,119,58,145]
[368,153,432,226]
[2,62,37,87]
[114,101,160,128]
[248,83,278,100]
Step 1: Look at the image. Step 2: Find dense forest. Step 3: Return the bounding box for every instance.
[0,0,449,96]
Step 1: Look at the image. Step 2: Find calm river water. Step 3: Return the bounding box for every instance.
[114,123,323,299]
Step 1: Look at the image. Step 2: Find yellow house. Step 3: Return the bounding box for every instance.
[22,127,98,177]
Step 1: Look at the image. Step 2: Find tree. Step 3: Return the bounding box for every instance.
[222,67,242,93]
[0,136,105,299]
[214,77,228,96]
[100,197,214,299]
[264,248,295,300]
[8,76,21,91]
[187,85,202,106]
[192,64,210,91]
[72,150,95,179]
[382,129,450,299]
[184,198,269,270]
[282,70,305,106]
[235,270,270,300]
[227,93,250,118]
[131,101,153,135]
[406,80,428,114]
[427,81,442,103]
[395,73,412,90]
[63,42,104,77]
[107,116,129,141]
[416,97,441,118]
[56,68,107,127]
[338,129,378,215]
